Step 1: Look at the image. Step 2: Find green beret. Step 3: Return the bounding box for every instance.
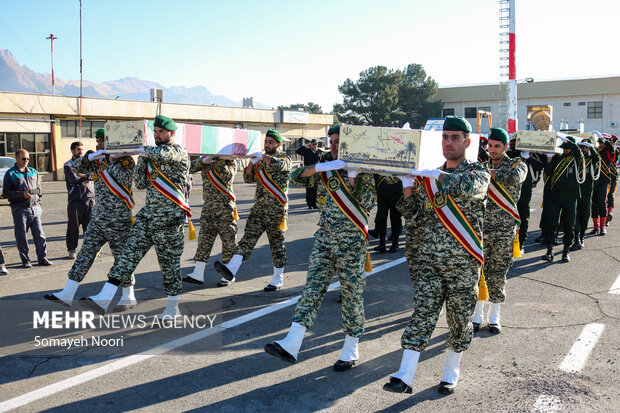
[488,128,509,144]
[442,116,472,133]
[153,115,177,131]
[265,128,283,143]
[95,128,105,139]
[560,135,576,149]
[327,125,340,136]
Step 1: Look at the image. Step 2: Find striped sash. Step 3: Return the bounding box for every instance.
[320,170,369,243]
[550,155,573,189]
[257,167,288,206]
[488,178,520,227]
[95,158,134,210]
[206,169,236,202]
[146,158,191,218]
[423,177,484,265]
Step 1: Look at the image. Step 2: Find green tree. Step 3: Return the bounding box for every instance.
[333,64,441,128]
[278,102,324,114]
[397,64,442,128]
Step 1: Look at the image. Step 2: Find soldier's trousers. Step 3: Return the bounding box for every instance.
[517,183,532,245]
[235,209,287,268]
[544,196,577,247]
[305,187,317,208]
[575,190,593,236]
[194,209,237,264]
[107,214,185,296]
[292,229,366,337]
[483,225,516,303]
[608,175,617,209]
[592,180,609,218]
[374,193,402,236]
[404,220,421,286]
[401,252,480,352]
[69,218,132,283]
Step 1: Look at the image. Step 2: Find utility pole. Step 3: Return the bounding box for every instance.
[46,34,58,95]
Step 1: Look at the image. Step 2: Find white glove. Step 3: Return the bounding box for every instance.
[315,160,346,172]
[411,168,442,180]
[88,150,106,161]
[579,142,593,148]
[557,135,568,143]
[521,151,530,159]
[593,130,603,140]
[546,153,555,159]
[347,170,358,179]
[398,175,414,188]
[134,147,148,158]
[250,152,263,165]
[201,155,215,164]
[401,122,411,130]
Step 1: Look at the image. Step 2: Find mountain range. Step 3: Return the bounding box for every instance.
[0,49,269,108]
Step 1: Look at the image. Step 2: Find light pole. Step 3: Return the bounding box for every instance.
[46,34,58,95]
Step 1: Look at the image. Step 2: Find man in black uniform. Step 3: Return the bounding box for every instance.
[507,139,544,253]
[541,136,584,262]
[592,132,616,234]
[369,175,403,252]
[296,139,321,209]
[572,138,599,250]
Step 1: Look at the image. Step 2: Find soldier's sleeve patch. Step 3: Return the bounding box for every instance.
[512,161,521,167]
[122,159,134,169]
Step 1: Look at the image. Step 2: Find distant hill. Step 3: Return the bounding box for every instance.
[0,48,269,108]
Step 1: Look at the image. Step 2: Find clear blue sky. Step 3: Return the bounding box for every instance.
[2,0,619,110]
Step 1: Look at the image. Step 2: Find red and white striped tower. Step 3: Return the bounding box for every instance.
[507,0,517,133]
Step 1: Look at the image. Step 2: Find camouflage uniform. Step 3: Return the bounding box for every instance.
[397,178,424,286]
[483,156,527,303]
[190,158,238,264]
[289,162,376,337]
[106,143,189,296]
[397,160,490,352]
[68,154,135,283]
[235,151,291,267]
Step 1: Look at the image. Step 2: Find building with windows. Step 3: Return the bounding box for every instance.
[436,76,620,133]
[0,92,333,180]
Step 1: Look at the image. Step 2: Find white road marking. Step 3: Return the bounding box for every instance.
[531,393,562,412]
[558,323,605,373]
[609,273,620,294]
[0,258,407,412]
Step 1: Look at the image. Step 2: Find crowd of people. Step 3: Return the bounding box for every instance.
[1,113,617,396]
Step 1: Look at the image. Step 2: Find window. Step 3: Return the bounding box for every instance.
[464,107,477,118]
[61,120,76,138]
[60,120,107,139]
[587,101,603,119]
[564,102,571,107]
[578,102,586,106]
[478,106,491,113]
[442,108,455,117]
[0,133,51,172]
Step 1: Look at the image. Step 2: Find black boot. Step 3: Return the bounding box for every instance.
[374,233,387,252]
[562,246,570,262]
[541,244,554,262]
[388,235,399,253]
[570,233,583,251]
[580,231,585,247]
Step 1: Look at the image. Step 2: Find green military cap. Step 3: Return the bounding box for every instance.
[154,115,178,131]
[266,128,283,142]
[443,116,472,133]
[488,127,509,144]
[327,125,340,136]
[95,128,105,139]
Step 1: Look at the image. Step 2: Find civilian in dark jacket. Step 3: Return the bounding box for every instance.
[2,149,52,267]
[65,142,95,258]
[296,139,321,209]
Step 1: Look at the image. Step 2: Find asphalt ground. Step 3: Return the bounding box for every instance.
[0,173,619,412]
